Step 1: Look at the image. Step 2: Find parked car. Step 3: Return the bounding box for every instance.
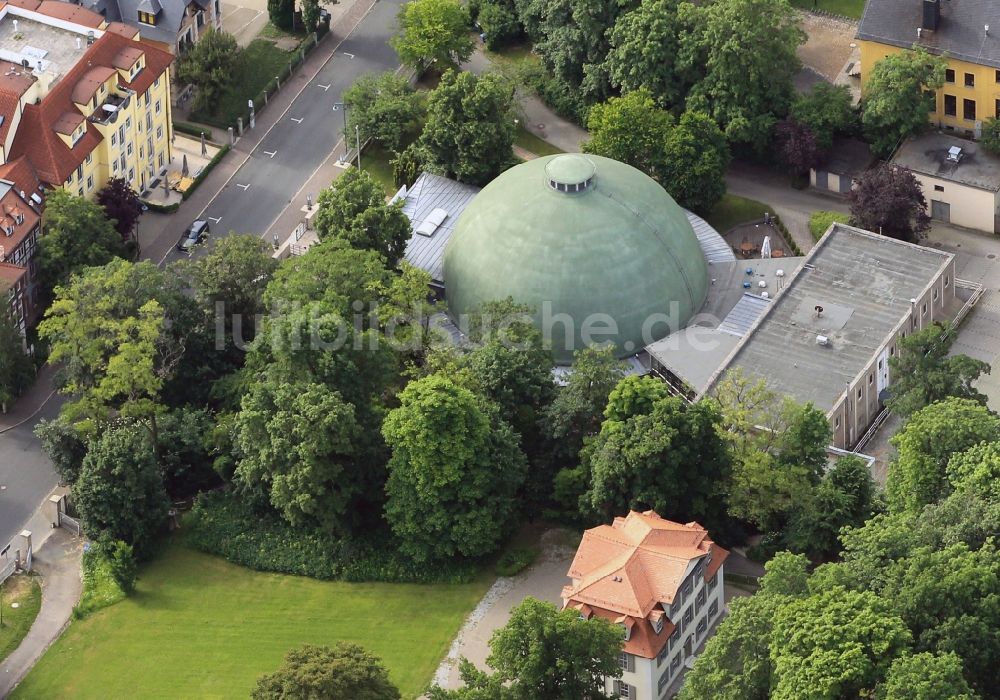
[177,220,210,252]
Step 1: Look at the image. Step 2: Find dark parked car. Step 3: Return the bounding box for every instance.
[177,220,210,252]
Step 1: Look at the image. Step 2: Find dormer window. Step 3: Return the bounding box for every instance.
[138,10,157,24]
[620,623,631,641]
[15,213,24,225]
[652,616,664,635]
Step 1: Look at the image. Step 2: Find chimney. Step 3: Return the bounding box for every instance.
[922,0,940,31]
[12,19,18,31]
[76,37,82,50]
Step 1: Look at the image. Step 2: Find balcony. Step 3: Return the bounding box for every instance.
[90,90,133,125]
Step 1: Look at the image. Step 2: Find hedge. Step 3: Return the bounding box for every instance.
[143,200,180,214]
[181,144,230,201]
[185,491,478,584]
[809,210,851,241]
[771,214,804,256]
[172,120,214,139]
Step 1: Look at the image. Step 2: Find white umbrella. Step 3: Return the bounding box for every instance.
[761,235,772,259]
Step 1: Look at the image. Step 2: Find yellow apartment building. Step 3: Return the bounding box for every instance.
[858,0,1000,139]
[0,0,174,200]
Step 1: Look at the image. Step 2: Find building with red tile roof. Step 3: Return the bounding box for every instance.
[562,510,729,700]
[0,177,41,329]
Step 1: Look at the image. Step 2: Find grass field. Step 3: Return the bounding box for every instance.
[192,40,292,127]
[790,0,865,19]
[704,194,774,234]
[13,543,490,699]
[361,143,398,197]
[0,575,41,662]
[515,125,563,157]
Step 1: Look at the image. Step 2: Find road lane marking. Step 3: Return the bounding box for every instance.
[343,52,354,59]
[263,150,277,158]
[290,117,303,123]
[208,216,222,223]
[236,183,251,191]
[317,83,331,91]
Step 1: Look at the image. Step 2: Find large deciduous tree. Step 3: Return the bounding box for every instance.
[312,168,411,267]
[603,0,691,108]
[342,72,424,152]
[881,652,977,700]
[419,70,516,186]
[34,416,87,484]
[683,0,805,155]
[252,643,401,700]
[583,89,673,178]
[849,163,932,242]
[862,49,946,157]
[773,118,825,178]
[429,597,623,700]
[391,0,474,72]
[791,82,856,150]
[0,311,32,414]
[267,0,294,29]
[234,376,361,532]
[887,323,990,418]
[175,30,242,114]
[885,397,1000,514]
[381,375,526,562]
[660,110,729,213]
[39,259,196,437]
[769,587,911,700]
[35,189,126,304]
[73,421,170,557]
[584,391,731,529]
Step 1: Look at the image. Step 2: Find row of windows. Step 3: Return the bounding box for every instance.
[944,68,1000,86]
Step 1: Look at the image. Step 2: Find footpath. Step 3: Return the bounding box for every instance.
[0,365,58,435]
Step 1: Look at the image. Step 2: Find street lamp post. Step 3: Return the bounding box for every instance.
[332,102,349,163]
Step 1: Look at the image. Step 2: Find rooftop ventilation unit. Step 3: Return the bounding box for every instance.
[816,335,830,346]
[947,146,964,163]
[415,207,448,237]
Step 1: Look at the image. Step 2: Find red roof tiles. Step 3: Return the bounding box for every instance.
[35,1,105,27]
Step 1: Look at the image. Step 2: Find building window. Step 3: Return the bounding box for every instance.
[156,125,163,140]
[857,387,862,401]
[155,100,162,115]
[868,372,874,385]
[154,77,161,88]
[682,577,693,599]
[934,289,939,301]
[695,588,706,614]
[146,112,153,131]
[158,153,164,167]
[119,125,126,143]
[683,607,694,628]
[658,667,672,694]
[922,303,927,317]
[934,184,944,191]
[669,626,681,652]
[614,680,631,699]
[86,152,93,164]
[77,187,83,197]
[126,116,132,131]
[139,146,144,160]
[707,571,718,591]
[657,643,669,667]
[127,143,133,156]
[87,175,94,190]
[618,653,634,673]
[112,160,119,173]
[945,276,950,288]
[944,94,957,117]
[996,99,1000,119]
[121,155,127,172]
[111,132,117,147]
[696,618,707,640]
[965,72,975,87]
[835,416,841,429]
[138,10,156,24]
[671,653,682,672]
[708,600,719,619]
[946,69,955,83]
[128,167,134,182]
[964,99,977,121]
[76,164,83,179]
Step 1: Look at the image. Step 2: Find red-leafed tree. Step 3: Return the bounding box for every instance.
[849,163,931,242]
[96,177,143,242]
[773,118,825,177]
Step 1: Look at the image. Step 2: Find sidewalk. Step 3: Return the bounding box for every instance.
[139,0,376,265]
[0,364,58,435]
[0,528,82,698]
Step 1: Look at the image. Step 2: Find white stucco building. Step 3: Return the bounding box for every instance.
[561,510,728,699]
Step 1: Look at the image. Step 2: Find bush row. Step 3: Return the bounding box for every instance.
[172,120,212,139]
[185,491,478,584]
[73,543,126,619]
[770,214,804,256]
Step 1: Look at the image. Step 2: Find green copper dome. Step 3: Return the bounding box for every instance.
[443,154,709,364]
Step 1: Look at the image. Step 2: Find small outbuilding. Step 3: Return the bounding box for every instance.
[890,132,1000,233]
[810,138,874,196]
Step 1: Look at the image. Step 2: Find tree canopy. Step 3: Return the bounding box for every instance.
[862,49,946,157]
[583,90,674,178]
[175,30,242,113]
[382,374,527,562]
[791,82,855,150]
[419,70,516,186]
[343,72,424,151]
[849,163,932,242]
[252,643,401,700]
[0,311,32,414]
[391,0,474,72]
[96,176,143,243]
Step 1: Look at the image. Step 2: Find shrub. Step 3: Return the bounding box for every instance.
[809,210,850,241]
[74,541,127,618]
[182,145,231,200]
[106,539,137,594]
[172,121,213,139]
[981,117,1000,155]
[513,61,588,124]
[495,546,537,576]
[478,2,520,50]
[186,491,478,584]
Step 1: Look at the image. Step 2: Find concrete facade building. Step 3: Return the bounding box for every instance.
[700,223,956,449]
[562,510,728,700]
[890,132,1000,233]
[858,0,1000,139]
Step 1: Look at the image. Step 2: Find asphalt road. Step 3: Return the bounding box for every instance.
[161,0,404,263]
[0,398,61,553]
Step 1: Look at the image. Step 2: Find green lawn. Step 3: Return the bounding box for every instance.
[515,125,563,157]
[0,575,42,662]
[704,194,773,234]
[191,40,292,127]
[13,543,491,699]
[361,143,398,197]
[790,0,865,19]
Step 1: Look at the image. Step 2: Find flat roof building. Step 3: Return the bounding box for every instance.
[700,223,957,449]
[891,132,1000,233]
